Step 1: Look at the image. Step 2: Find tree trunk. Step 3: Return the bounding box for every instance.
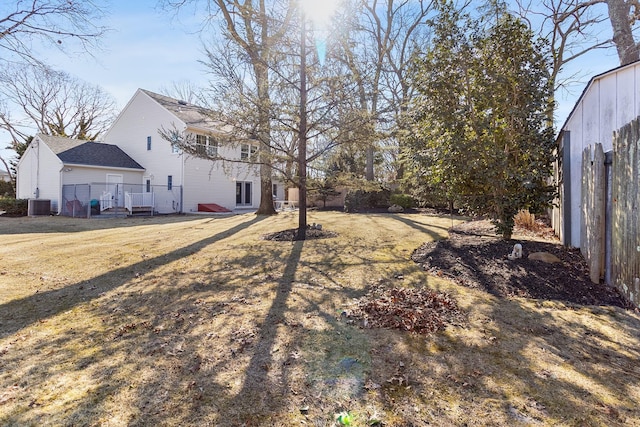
[365,146,374,181]
[257,163,275,214]
[606,0,640,65]
[297,17,308,240]
[253,50,276,215]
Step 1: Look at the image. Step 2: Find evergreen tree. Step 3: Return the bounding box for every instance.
[404,4,555,238]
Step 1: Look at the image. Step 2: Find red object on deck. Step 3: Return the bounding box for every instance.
[197,203,232,213]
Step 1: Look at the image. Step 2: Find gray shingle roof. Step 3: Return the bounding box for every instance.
[38,134,144,170]
[141,89,222,130]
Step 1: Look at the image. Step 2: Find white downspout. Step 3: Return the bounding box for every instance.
[58,165,65,215]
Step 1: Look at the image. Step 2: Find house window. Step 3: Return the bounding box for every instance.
[147,136,152,151]
[196,134,207,156]
[167,175,173,190]
[272,184,278,199]
[236,181,252,206]
[207,139,219,157]
[241,143,258,161]
[146,179,151,193]
[196,134,218,157]
[168,132,180,154]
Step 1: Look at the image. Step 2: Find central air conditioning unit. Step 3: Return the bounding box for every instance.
[28,199,51,216]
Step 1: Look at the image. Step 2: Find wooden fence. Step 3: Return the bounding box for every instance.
[581,144,606,284]
[581,117,640,307]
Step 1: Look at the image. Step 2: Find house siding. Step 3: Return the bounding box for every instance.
[181,153,260,212]
[557,62,640,247]
[16,137,62,209]
[104,90,184,190]
[105,89,263,213]
[61,166,144,189]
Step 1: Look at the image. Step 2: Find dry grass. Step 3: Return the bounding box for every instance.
[0,212,639,427]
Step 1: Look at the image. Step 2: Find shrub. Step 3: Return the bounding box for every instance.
[0,180,15,198]
[514,209,537,230]
[344,188,390,212]
[390,193,414,209]
[0,198,28,216]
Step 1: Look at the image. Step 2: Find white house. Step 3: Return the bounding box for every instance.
[16,134,145,214]
[103,89,281,214]
[554,60,640,248]
[16,89,284,216]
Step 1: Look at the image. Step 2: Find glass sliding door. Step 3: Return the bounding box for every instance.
[236,181,252,206]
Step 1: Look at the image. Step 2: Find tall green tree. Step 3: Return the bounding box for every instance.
[404,4,555,238]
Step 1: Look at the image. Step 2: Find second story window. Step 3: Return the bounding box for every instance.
[241,143,258,161]
[167,132,180,154]
[196,134,218,157]
[171,142,180,154]
[147,136,152,150]
[167,175,173,190]
[196,134,206,155]
[207,139,219,157]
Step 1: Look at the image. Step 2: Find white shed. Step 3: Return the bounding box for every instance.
[554,60,640,247]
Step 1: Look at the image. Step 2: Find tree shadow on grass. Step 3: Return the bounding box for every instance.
[0,214,212,235]
[362,295,640,426]
[220,239,305,424]
[385,213,457,242]
[0,214,267,339]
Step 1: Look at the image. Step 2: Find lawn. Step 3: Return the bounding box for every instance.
[1,212,639,426]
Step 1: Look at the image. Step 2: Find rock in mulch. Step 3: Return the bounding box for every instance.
[528,252,561,263]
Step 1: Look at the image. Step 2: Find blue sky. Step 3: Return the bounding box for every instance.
[44,0,209,109]
[1,0,208,161]
[0,1,623,163]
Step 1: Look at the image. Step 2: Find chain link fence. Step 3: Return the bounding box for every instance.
[61,183,182,218]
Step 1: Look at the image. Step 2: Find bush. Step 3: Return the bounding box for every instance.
[0,198,28,216]
[0,180,15,197]
[514,209,545,232]
[390,193,414,209]
[344,188,390,212]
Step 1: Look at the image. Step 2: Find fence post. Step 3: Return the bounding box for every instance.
[581,144,606,284]
[612,117,640,307]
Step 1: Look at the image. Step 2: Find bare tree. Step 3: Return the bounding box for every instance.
[605,0,640,64]
[0,0,108,64]
[515,0,640,93]
[0,63,117,146]
[162,0,296,216]
[515,0,610,93]
[334,0,433,181]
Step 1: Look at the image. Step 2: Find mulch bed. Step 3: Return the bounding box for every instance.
[411,220,634,309]
[264,218,635,339]
[261,228,338,241]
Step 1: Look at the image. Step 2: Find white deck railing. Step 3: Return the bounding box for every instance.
[100,191,114,211]
[125,192,155,214]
